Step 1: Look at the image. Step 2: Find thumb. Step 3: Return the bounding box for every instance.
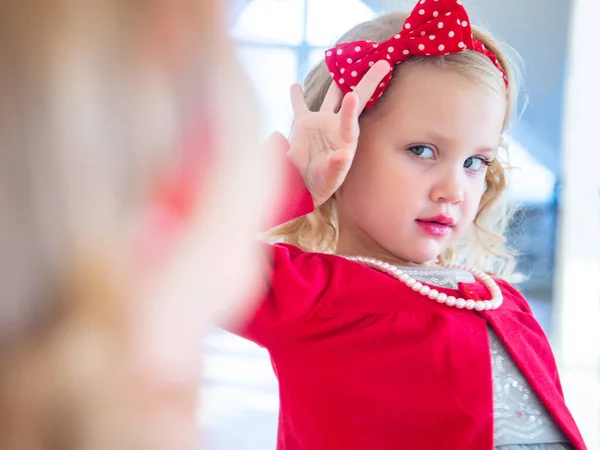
[322,147,354,198]
[328,147,355,177]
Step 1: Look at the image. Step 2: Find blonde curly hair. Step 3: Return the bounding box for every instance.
[266,11,522,279]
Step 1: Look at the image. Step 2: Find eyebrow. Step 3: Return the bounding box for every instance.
[423,130,499,155]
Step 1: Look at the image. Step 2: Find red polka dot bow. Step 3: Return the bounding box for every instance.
[324,0,507,110]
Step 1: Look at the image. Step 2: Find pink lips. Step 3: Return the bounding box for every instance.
[415,215,455,237]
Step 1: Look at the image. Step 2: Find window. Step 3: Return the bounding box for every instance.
[232,0,376,134]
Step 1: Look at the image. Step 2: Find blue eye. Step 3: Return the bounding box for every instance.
[464,156,492,172]
[408,145,435,159]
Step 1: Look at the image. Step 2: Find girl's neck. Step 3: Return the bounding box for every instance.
[335,234,439,269]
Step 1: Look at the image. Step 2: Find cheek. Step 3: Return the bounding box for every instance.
[342,149,426,216]
[337,158,394,228]
[342,146,383,195]
[350,144,411,188]
[462,178,487,220]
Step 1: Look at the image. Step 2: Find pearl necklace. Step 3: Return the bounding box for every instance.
[344,256,503,311]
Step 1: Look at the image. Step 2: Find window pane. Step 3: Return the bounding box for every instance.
[232,0,305,46]
[306,0,375,47]
[237,46,297,135]
[299,48,328,81]
[503,137,556,203]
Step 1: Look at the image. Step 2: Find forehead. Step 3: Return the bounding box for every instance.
[363,63,506,145]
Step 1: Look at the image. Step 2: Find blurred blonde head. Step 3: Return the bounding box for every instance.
[0,1,279,448]
[267,11,521,278]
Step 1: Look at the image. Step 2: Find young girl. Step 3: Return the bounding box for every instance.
[229,0,587,449]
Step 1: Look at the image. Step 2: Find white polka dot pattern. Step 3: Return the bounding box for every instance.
[324,0,508,110]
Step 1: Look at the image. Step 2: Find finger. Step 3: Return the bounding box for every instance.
[338,92,360,144]
[320,78,344,113]
[353,60,391,113]
[290,83,309,117]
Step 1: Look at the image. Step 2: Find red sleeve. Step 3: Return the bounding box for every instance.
[233,243,333,347]
[268,150,314,227]
[226,155,332,348]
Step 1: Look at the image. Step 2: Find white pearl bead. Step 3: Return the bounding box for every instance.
[343,257,503,311]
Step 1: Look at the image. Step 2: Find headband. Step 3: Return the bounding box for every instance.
[324,0,507,110]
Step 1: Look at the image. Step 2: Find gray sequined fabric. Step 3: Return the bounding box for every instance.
[400,266,573,449]
[489,330,572,449]
[400,267,474,290]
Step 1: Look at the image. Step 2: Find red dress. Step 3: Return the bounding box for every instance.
[233,160,586,450]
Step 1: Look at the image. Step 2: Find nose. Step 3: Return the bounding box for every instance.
[430,168,465,204]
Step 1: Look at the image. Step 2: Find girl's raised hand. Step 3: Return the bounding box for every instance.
[287,60,390,207]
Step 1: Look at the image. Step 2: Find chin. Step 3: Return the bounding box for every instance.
[394,243,445,266]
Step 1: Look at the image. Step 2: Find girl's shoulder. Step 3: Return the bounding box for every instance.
[493,277,535,315]
[270,242,343,265]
